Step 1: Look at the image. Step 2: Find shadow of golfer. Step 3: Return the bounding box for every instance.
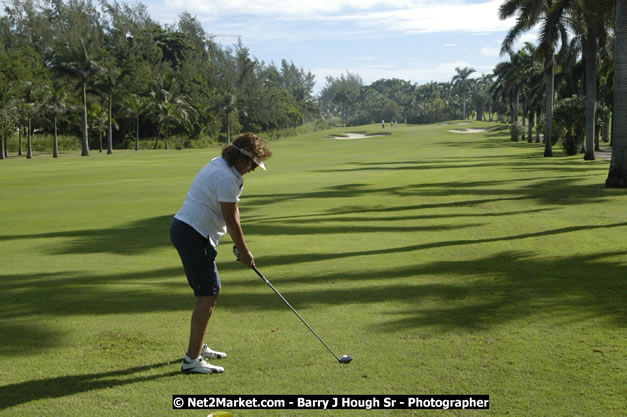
[0,359,180,411]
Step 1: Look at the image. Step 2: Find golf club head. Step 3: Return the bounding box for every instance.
[339,355,353,364]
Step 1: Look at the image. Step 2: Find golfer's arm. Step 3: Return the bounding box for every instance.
[220,201,248,253]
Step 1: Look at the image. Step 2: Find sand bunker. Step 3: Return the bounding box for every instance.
[328,132,390,140]
[449,128,488,134]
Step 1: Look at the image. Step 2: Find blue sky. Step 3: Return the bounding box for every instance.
[108,1,539,94]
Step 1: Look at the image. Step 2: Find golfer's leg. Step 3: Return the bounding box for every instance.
[187,295,218,359]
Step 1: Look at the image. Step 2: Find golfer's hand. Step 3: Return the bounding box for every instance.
[239,249,255,268]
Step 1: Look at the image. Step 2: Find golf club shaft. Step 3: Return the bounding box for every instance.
[252,265,341,361]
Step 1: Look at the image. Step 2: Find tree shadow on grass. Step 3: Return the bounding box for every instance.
[0,215,174,256]
[0,169,615,258]
[217,250,626,332]
[0,360,180,411]
[0,267,190,320]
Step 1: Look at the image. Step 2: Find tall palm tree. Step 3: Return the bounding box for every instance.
[52,39,106,156]
[452,66,476,119]
[565,0,615,160]
[43,88,75,158]
[124,94,151,151]
[89,103,108,153]
[20,81,43,159]
[492,51,525,141]
[606,0,627,187]
[151,89,195,150]
[215,92,238,144]
[0,95,18,160]
[500,0,567,155]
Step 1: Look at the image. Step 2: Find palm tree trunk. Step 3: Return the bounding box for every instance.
[226,110,231,144]
[511,90,519,142]
[536,110,542,143]
[584,30,597,160]
[489,98,493,121]
[27,117,33,159]
[81,83,90,156]
[135,116,140,151]
[18,126,23,156]
[528,111,534,143]
[544,60,555,157]
[53,115,59,158]
[107,94,113,155]
[606,0,627,187]
[165,123,169,150]
[610,111,615,146]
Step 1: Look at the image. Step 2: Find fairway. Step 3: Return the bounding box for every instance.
[1,122,625,416]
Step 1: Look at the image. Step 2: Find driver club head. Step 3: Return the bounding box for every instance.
[339,355,353,364]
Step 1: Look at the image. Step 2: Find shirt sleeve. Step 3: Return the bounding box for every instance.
[216,177,241,203]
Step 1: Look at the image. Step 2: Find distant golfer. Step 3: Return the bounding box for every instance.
[170,132,272,374]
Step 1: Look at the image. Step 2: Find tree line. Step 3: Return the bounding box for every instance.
[0,0,318,158]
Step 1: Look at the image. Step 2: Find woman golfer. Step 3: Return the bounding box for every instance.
[170,133,272,374]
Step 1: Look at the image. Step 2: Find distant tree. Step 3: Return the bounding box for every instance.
[43,87,75,158]
[89,103,108,153]
[0,94,18,160]
[151,82,196,149]
[215,92,238,144]
[499,0,569,156]
[52,39,106,156]
[452,66,476,120]
[19,81,45,159]
[123,94,151,151]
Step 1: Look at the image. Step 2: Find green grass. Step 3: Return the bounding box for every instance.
[1,121,625,416]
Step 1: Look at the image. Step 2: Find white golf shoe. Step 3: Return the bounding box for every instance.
[181,355,224,374]
[201,344,227,359]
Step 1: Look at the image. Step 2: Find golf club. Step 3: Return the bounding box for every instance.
[252,265,352,364]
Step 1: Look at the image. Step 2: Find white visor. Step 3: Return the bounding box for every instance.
[231,144,266,171]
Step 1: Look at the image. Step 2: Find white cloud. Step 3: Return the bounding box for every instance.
[332,1,515,34]
[163,0,412,18]
[480,46,500,57]
[155,1,516,36]
[444,43,457,47]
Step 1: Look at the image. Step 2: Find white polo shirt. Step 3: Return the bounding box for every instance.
[174,156,243,247]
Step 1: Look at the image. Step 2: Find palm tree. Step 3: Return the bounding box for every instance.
[500,0,568,155]
[0,95,18,160]
[52,39,106,156]
[123,94,151,151]
[216,92,238,144]
[492,51,525,141]
[477,74,495,121]
[89,103,108,153]
[20,82,43,159]
[151,89,195,149]
[564,0,615,160]
[606,0,627,187]
[43,88,75,158]
[452,66,476,120]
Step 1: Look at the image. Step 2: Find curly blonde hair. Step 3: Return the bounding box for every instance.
[222,133,272,167]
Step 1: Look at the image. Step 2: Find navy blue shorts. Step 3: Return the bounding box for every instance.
[170,218,221,297]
